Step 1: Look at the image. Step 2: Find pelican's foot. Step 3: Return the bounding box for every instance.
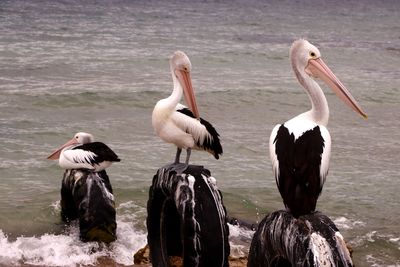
[161,162,188,175]
[171,162,188,175]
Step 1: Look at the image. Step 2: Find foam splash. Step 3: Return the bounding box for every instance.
[350,230,400,266]
[228,223,255,258]
[353,230,400,248]
[0,201,147,267]
[388,237,400,249]
[333,216,366,230]
[366,253,400,267]
[228,223,254,239]
[0,227,108,266]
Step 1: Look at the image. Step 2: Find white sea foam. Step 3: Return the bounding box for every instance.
[350,230,400,265]
[0,227,107,266]
[228,223,255,258]
[366,253,400,267]
[50,200,61,213]
[228,223,254,239]
[333,216,366,230]
[0,201,147,267]
[388,237,400,249]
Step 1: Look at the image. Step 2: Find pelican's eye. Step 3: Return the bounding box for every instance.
[310,51,317,58]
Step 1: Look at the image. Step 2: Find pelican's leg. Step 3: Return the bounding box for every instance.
[175,148,182,164]
[185,148,191,165]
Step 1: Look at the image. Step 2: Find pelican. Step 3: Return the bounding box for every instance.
[47,132,120,172]
[152,51,222,164]
[269,39,367,217]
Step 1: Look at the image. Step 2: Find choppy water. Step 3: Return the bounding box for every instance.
[0,0,399,266]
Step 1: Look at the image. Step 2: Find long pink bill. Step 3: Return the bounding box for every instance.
[47,138,79,160]
[306,58,367,119]
[175,69,200,119]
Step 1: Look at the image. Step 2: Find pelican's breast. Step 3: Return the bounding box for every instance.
[152,99,173,134]
[152,100,194,149]
[285,113,319,140]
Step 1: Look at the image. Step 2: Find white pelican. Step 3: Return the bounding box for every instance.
[47,132,120,172]
[152,51,222,164]
[269,39,367,217]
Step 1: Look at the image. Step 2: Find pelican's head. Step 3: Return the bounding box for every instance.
[73,132,94,144]
[47,132,94,160]
[290,39,321,74]
[170,50,192,73]
[290,39,367,119]
[170,51,199,118]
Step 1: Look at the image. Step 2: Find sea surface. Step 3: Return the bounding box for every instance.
[0,0,399,266]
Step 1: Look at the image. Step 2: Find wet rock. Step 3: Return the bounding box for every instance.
[248,210,353,267]
[134,244,150,265]
[60,169,117,243]
[147,164,230,267]
[133,245,248,267]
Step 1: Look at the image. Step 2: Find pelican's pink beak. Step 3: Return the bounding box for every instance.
[47,138,79,160]
[306,58,367,119]
[175,69,200,119]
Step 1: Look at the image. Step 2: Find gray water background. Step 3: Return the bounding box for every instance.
[0,0,399,266]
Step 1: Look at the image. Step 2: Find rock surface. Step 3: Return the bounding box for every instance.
[133,245,248,267]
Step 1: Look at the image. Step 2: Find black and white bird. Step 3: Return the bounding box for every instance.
[152,51,222,164]
[269,39,367,217]
[47,132,120,172]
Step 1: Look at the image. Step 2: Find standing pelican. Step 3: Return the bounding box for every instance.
[269,39,367,217]
[152,51,222,164]
[47,132,120,172]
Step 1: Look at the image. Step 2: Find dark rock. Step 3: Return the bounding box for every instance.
[248,210,353,267]
[60,169,117,243]
[147,163,230,267]
[134,244,150,265]
[133,245,248,267]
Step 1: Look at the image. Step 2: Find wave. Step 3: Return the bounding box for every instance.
[228,223,255,258]
[333,216,366,230]
[0,201,147,267]
[0,216,254,267]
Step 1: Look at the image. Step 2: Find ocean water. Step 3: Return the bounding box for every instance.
[0,0,399,266]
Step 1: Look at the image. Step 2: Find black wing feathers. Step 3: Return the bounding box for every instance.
[73,142,121,164]
[177,108,223,159]
[177,107,196,118]
[274,124,325,217]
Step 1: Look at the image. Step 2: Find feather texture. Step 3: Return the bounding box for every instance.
[60,142,120,171]
[270,123,330,217]
[175,107,223,159]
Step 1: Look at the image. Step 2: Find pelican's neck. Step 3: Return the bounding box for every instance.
[165,72,183,109]
[62,144,79,153]
[293,66,329,126]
